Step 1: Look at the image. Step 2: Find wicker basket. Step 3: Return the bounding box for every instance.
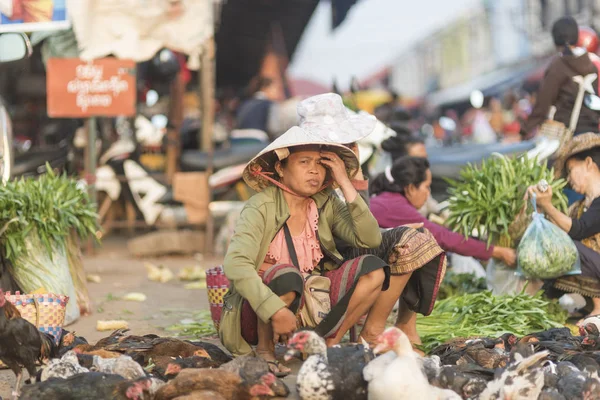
[0,291,68,368]
[206,265,230,331]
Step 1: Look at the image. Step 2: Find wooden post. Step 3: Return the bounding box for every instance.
[166,72,185,184]
[200,37,215,151]
[199,37,216,256]
[86,117,98,254]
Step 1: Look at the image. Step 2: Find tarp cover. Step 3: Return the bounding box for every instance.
[67,0,215,65]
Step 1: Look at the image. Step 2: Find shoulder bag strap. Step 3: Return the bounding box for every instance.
[283,223,300,268]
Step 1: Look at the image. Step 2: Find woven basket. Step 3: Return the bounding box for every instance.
[0,291,68,368]
[206,265,230,331]
[538,120,572,145]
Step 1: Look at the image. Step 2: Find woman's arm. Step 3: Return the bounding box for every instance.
[331,194,382,248]
[370,197,493,260]
[223,205,286,323]
[528,186,573,233]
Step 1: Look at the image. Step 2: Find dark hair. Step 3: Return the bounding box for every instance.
[567,147,600,168]
[370,156,430,196]
[552,17,579,53]
[381,135,425,161]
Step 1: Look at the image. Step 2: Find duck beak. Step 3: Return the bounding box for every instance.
[373,343,387,355]
[284,348,300,362]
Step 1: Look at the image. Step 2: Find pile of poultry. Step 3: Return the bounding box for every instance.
[0,288,290,400]
[285,316,600,400]
[3,282,600,399]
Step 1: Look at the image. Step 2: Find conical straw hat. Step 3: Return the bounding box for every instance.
[243,126,359,192]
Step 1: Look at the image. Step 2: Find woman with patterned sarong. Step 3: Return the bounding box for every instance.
[220,94,445,376]
[529,133,600,321]
[369,156,517,345]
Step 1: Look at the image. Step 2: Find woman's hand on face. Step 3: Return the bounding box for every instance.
[319,151,351,186]
[526,185,553,210]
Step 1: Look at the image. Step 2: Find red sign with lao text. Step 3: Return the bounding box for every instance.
[47,58,136,118]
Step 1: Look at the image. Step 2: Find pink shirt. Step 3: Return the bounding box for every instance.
[370,192,493,260]
[265,199,324,273]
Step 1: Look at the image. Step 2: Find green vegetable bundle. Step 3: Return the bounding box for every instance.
[416,290,567,352]
[0,167,98,262]
[446,155,568,248]
[437,272,487,300]
[517,211,580,279]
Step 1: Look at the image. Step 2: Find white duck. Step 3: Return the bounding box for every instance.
[479,350,549,400]
[363,327,460,400]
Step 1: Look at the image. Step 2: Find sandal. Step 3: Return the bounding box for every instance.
[267,360,291,377]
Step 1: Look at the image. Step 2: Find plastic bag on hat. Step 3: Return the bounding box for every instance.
[516,193,581,279]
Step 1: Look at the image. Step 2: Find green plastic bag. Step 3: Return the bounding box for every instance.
[517,195,580,279]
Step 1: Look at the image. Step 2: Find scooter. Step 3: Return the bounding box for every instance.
[95,114,267,228]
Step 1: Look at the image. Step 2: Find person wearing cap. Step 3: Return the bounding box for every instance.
[220,95,445,373]
[528,132,600,321]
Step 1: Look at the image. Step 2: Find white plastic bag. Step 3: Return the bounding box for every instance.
[486,259,543,296]
[8,233,80,325]
[448,253,486,278]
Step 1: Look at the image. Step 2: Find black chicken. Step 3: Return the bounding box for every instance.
[188,340,234,364]
[519,327,578,344]
[0,289,57,399]
[57,329,89,357]
[152,355,221,381]
[19,372,152,400]
[220,355,290,398]
[430,337,505,366]
[286,330,374,400]
[433,365,490,399]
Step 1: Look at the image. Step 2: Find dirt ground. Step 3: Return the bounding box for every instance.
[0,236,300,399]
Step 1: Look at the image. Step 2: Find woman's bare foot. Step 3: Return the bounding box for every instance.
[255,349,291,376]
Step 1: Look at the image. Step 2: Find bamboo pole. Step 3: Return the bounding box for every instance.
[166,72,185,184]
[199,37,216,256]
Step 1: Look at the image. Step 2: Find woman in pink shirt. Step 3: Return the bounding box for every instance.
[370,156,516,264]
[369,157,516,345]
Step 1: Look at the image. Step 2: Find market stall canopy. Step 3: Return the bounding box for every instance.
[216,0,319,89]
[426,59,543,108]
[66,0,216,65]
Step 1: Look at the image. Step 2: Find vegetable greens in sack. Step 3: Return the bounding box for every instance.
[517,193,580,279]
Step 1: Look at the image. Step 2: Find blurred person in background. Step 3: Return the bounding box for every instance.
[374,89,401,124]
[236,76,276,137]
[380,134,441,218]
[522,16,600,139]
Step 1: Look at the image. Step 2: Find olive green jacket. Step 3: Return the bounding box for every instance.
[219,185,382,356]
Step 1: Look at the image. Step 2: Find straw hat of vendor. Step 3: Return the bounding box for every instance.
[297,93,377,143]
[554,132,600,178]
[243,126,360,192]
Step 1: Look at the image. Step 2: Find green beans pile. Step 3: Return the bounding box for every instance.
[446,155,568,248]
[416,290,567,352]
